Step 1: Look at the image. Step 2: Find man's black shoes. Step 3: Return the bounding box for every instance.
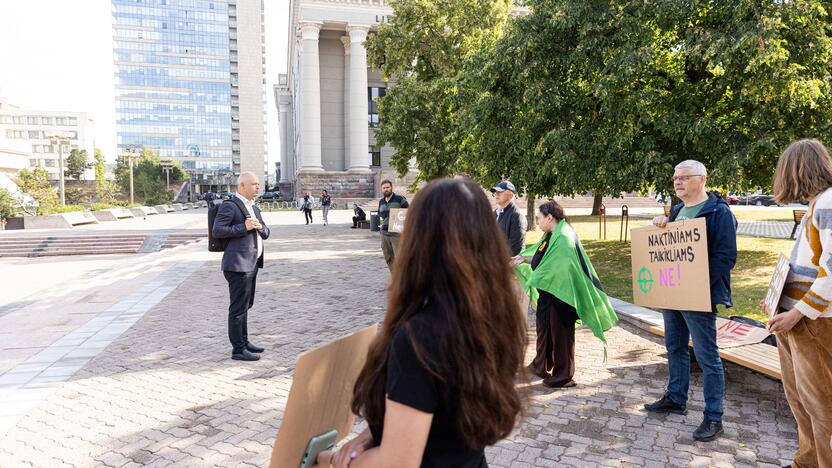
[644,394,687,415]
[693,418,723,442]
[245,343,265,353]
[232,350,260,361]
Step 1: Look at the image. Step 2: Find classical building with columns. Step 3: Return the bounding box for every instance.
[276,0,415,200]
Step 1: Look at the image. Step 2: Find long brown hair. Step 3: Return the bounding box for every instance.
[352,178,527,448]
[773,138,832,204]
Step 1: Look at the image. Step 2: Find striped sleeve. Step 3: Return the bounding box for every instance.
[796,205,832,319]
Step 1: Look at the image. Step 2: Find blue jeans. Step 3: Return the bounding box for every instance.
[662,309,724,421]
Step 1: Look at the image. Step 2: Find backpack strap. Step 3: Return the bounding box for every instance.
[225,197,251,219]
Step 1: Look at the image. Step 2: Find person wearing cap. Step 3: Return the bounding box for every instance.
[491,180,527,256]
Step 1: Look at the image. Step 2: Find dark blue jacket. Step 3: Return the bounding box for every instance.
[212,199,270,272]
[669,192,737,307]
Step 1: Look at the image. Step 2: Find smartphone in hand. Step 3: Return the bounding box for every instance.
[299,430,337,468]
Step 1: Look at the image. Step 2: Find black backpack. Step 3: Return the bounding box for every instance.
[208,198,250,252]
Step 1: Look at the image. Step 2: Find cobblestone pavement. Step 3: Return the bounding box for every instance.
[0,216,798,467]
[736,220,795,239]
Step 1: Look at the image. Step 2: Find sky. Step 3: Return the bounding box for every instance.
[0,0,291,172]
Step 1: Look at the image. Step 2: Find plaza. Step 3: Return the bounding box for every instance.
[0,210,799,467]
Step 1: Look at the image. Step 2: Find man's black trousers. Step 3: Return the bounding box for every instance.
[224,269,257,353]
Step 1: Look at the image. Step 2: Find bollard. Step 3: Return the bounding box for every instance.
[598,204,607,240]
[620,204,629,241]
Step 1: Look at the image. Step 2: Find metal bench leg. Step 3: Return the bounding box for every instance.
[790,224,798,239]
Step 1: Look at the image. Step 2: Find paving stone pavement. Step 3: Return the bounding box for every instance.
[0,220,799,467]
[736,220,796,239]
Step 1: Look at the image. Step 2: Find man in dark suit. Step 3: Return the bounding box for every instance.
[211,171,270,361]
[491,180,527,256]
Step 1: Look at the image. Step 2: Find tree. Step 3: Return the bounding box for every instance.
[366,0,513,182]
[94,148,120,203]
[64,149,91,180]
[0,187,15,223]
[457,0,832,216]
[115,147,184,205]
[16,168,58,215]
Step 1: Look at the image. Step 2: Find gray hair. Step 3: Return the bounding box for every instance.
[674,160,708,176]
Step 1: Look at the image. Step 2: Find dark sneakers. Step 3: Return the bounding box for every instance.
[644,394,688,415]
[693,418,723,442]
[232,349,260,361]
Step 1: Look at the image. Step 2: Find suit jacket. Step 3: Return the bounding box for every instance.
[496,202,527,256]
[212,199,271,272]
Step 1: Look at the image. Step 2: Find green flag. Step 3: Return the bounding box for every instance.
[515,220,618,348]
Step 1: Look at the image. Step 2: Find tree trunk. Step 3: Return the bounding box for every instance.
[526,193,536,228]
[590,193,604,216]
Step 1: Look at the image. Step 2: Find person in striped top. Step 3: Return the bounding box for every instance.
[768,138,832,468]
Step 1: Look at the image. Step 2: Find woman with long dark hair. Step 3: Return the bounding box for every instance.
[766,138,832,468]
[316,178,527,468]
[513,201,617,389]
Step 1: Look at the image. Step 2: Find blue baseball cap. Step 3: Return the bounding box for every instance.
[490,180,516,194]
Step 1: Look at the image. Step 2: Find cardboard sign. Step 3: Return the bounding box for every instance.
[763,253,790,319]
[716,317,771,348]
[630,218,711,312]
[269,324,379,468]
[388,208,407,233]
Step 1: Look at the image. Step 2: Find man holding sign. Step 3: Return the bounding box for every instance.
[643,160,737,442]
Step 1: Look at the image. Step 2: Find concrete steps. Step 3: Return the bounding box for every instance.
[0,233,205,257]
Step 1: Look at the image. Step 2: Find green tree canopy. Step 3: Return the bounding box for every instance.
[366,0,513,181]
[115,147,184,205]
[16,168,58,215]
[64,149,91,180]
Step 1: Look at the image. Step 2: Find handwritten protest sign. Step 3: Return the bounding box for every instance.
[716,317,771,348]
[630,218,711,312]
[763,254,790,319]
[389,208,407,233]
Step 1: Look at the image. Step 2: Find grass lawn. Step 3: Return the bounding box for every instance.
[525,216,794,322]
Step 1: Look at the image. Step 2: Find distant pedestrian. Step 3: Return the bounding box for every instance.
[513,200,617,389]
[321,189,332,226]
[302,194,313,225]
[377,180,409,271]
[767,138,832,468]
[352,203,366,229]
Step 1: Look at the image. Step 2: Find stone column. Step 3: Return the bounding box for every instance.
[299,21,324,172]
[278,101,291,183]
[341,35,351,171]
[347,25,371,172]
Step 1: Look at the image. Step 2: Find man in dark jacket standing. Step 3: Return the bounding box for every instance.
[644,160,737,442]
[378,179,409,271]
[491,180,527,256]
[212,172,271,362]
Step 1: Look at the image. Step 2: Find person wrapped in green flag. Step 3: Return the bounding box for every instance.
[512,201,618,388]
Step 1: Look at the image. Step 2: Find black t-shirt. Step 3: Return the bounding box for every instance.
[369,309,488,468]
[530,232,552,270]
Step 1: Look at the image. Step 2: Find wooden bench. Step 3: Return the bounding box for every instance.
[791,209,807,239]
[357,219,370,229]
[648,325,781,380]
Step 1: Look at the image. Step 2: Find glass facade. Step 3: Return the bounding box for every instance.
[112,0,233,185]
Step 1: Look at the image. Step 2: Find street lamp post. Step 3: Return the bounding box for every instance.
[47,132,73,206]
[122,147,138,204]
[160,160,173,191]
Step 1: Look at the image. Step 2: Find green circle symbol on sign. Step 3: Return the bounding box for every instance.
[637,267,653,294]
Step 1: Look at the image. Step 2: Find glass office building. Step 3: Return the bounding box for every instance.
[113,0,265,190]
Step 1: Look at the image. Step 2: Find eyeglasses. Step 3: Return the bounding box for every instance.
[672,174,705,182]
